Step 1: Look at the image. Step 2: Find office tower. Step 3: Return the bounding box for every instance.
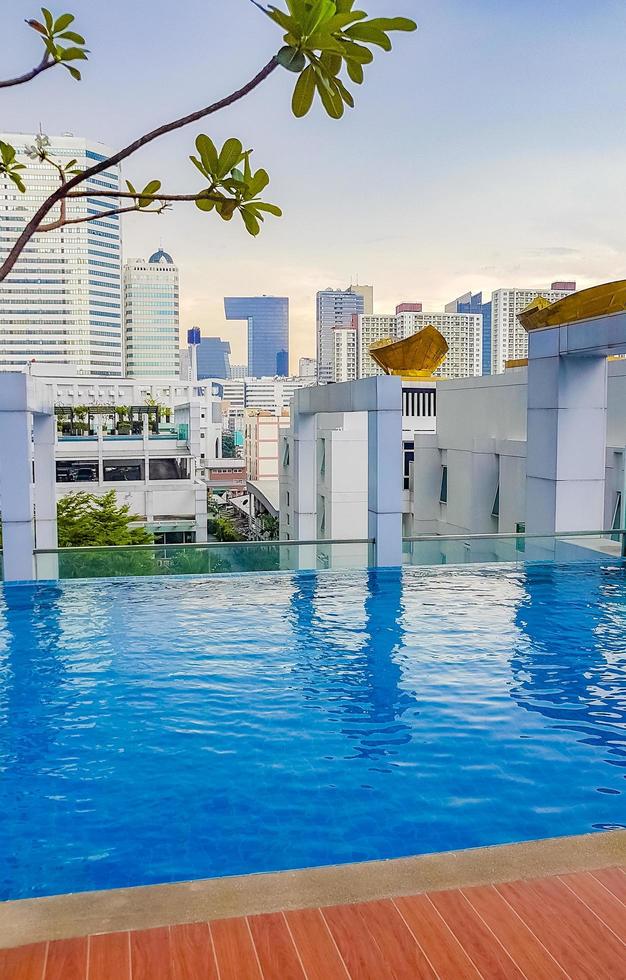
[333,324,358,382]
[298,356,317,379]
[124,249,180,377]
[0,132,123,375]
[196,336,231,379]
[316,284,373,383]
[446,291,492,375]
[224,296,289,378]
[230,364,248,379]
[491,282,576,374]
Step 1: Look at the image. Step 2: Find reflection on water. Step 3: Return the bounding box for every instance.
[289,570,413,765]
[511,564,626,788]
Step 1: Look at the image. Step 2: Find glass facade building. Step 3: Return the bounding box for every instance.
[196,336,231,379]
[224,296,289,378]
[0,133,123,375]
[124,249,180,377]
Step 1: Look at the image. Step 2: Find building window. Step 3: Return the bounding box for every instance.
[319,438,326,478]
[103,459,144,482]
[403,442,415,491]
[492,483,500,519]
[149,458,190,481]
[439,465,448,504]
[611,491,623,542]
[282,442,290,467]
[56,460,99,483]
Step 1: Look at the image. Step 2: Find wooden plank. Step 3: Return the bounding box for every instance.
[283,908,350,980]
[321,903,393,980]
[591,867,626,905]
[247,913,305,980]
[394,894,482,980]
[130,926,172,980]
[45,938,88,980]
[0,942,48,980]
[210,917,261,980]
[429,886,526,979]
[497,877,626,980]
[559,872,626,943]
[462,883,568,980]
[88,932,130,980]
[356,899,438,979]
[170,923,218,980]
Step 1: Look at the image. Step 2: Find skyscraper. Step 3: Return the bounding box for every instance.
[123,249,180,377]
[491,282,576,374]
[224,296,289,378]
[446,291,492,375]
[196,336,231,379]
[316,284,373,382]
[298,356,317,378]
[0,133,123,375]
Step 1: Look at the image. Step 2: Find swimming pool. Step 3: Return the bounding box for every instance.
[0,562,624,900]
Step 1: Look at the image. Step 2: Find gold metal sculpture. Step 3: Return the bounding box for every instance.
[369,325,449,380]
[518,279,626,332]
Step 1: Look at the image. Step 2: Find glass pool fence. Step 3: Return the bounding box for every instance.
[10,529,626,581]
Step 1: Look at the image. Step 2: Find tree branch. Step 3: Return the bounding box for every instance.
[0,55,54,89]
[66,190,219,202]
[37,204,157,231]
[0,56,279,282]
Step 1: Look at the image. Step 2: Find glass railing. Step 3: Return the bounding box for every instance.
[402,530,626,566]
[33,539,375,580]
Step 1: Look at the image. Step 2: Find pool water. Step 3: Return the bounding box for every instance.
[0,562,625,900]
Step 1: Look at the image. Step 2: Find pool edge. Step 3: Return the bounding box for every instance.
[1,829,625,949]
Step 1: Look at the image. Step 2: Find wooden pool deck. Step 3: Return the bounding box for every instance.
[1,834,625,979]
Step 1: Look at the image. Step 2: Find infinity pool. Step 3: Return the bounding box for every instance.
[0,562,625,900]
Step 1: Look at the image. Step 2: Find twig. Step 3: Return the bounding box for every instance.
[0,55,54,89]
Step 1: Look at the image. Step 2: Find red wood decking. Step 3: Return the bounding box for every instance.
[0,866,624,979]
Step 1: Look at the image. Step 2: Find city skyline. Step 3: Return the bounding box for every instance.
[2,0,626,367]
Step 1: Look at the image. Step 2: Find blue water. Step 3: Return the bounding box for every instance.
[0,562,625,900]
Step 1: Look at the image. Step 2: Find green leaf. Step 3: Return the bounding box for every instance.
[195,196,216,212]
[315,75,344,119]
[253,202,283,217]
[125,180,137,196]
[277,45,306,72]
[266,6,296,32]
[366,17,418,32]
[9,173,26,193]
[41,7,54,31]
[189,154,210,179]
[58,30,86,43]
[139,179,162,207]
[58,46,88,61]
[248,168,270,196]
[345,24,392,50]
[53,12,75,32]
[241,208,261,237]
[0,141,16,165]
[346,59,364,84]
[335,77,355,107]
[195,134,220,177]
[66,65,82,80]
[340,40,374,64]
[292,64,316,117]
[320,51,341,76]
[217,138,244,178]
[216,198,238,221]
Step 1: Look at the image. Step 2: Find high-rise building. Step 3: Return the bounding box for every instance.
[446,291,492,375]
[333,324,358,382]
[344,310,483,381]
[230,363,248,380]
[0,133,123,375]
[316,284,373,383]
[196,336,231,380]
[298,356,317,379]
[123,249,180,377]
[224,296,289,378]
[491,282,576,374]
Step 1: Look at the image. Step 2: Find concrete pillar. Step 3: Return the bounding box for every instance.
[33,412,58,549]
[526,328,608,533]
[0,410,35,581]
[368,404,403,566]
[292,411,317,541]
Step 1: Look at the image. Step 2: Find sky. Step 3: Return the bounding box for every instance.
[2,0,626,368]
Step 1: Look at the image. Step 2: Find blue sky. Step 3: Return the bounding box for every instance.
[2,0,626,365]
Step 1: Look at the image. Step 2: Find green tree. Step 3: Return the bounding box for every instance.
[0,3,416,277]
[57,491,153,547]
